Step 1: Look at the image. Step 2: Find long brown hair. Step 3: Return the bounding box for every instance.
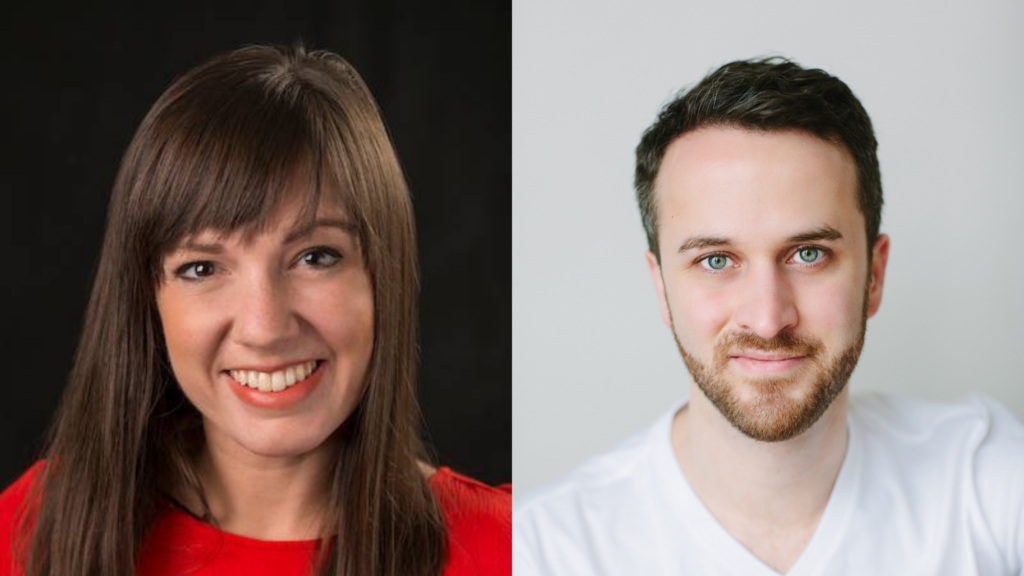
[15,43,446,576]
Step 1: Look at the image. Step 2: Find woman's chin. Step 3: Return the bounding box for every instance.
[206,418,338,461]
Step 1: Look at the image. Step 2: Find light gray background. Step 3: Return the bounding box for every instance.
[513,0,1024,497]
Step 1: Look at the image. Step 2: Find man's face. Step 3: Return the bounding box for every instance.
[646,127,889,442]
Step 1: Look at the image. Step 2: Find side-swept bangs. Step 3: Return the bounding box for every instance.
[119,51,370,284]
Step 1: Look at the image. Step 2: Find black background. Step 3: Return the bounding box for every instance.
[0,2,510,487]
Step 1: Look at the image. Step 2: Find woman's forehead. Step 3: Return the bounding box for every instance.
[170,201,355,252]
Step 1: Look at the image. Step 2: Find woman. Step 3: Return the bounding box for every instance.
[0,44,509,576]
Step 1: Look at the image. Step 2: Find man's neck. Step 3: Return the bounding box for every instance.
[671,381,849,573]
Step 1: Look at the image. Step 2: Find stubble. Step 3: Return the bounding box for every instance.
[671,287,868,442]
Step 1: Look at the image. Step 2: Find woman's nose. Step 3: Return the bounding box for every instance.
[232,275,301,350]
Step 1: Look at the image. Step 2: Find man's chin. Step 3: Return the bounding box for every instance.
[732,381,804,410]
[698,354,855,442]
[698,378,830,442]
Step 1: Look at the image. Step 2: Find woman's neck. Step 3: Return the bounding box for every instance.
[173,421,336,541]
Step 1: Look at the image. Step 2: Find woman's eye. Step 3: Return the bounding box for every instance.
[796,248,821,263]
[301,247,342,268]
[171,248,341,282]
[175,261,217,281]
[700,254,732,271]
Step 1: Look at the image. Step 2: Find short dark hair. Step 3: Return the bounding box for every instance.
[635,57,882,261]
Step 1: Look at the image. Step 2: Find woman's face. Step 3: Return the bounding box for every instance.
[155,193,374,459]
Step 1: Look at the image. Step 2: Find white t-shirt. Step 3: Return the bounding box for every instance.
[513,392,1024,576]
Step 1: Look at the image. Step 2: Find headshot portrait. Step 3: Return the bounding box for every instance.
[0,4,510,576]
[513,0,1024,574]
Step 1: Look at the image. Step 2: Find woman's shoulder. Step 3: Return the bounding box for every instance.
[430,467,511,518]
[429,467,511,575]
[1,460,46,573]
[0,460,45,521]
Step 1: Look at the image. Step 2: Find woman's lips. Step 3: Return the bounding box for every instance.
[730,354,806,375]
[225,360,326,410]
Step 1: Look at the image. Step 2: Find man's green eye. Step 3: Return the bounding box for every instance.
[798,248,820,263]
[707,255,728,270]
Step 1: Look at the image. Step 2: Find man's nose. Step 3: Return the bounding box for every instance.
[733,265,799,339]
[233,275,301,350]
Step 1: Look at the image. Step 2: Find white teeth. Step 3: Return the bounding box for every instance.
[271,371,286,392]
[229,360,319,393]
[297,361,317,381]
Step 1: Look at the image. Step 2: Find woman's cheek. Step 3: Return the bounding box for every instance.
[157,290,224,391]
[304,274,375,360]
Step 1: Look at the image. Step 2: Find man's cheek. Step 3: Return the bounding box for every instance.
[672,284,732,344]
[797,282,862,334]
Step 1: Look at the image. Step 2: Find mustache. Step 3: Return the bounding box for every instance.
[714,331,823,359]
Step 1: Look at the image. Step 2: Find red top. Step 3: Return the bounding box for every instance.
[0,461,510,576]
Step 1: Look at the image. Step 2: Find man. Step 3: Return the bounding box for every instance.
[512,58,1024,575]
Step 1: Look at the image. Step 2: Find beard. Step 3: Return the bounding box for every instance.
[672,289,868,443]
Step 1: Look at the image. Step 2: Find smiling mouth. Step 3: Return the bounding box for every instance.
[226,360,324,393]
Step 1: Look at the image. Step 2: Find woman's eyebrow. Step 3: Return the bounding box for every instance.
[283,218,357,243]
[175,219,356,254]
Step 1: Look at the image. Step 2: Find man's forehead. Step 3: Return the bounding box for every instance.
[657,128,855,195]
[654,127,862,245]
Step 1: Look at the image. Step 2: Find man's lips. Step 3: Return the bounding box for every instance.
[729,352,807,375]
[731,351,805,362]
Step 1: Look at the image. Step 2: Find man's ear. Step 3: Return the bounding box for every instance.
[867,233,890,319]
[646,251,673,329]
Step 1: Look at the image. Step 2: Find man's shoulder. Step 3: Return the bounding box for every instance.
[513,407,679,576]
[849,392,1024,567]
[851,391,1024,444]
[851,391,1024,467]
[513,405,674,523]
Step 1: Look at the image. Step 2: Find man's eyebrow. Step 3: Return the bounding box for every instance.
[676,225,843,254]
[176,218,356,254]
[785,225,843,244]
[678,236,732,253]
